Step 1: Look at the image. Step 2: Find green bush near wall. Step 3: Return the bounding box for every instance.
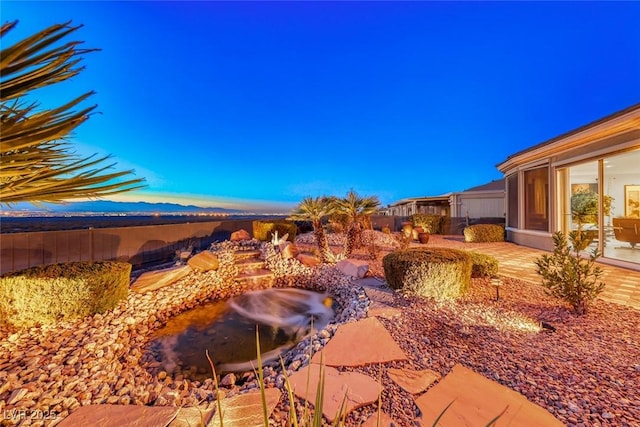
[252,220,297,242]
[467,251,499,278]
[0,261,131,328]
[411,214,443,234]
[463,224,505,243]
[382,248,472,300]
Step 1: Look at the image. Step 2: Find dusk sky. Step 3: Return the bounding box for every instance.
[3,1,640,213]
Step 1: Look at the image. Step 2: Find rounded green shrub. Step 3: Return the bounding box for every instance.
[0,261,131,328]
[411,214,443,234]
[463,224,505,243]
[252,220,297,242]
[467,251,499,278]
[382,248,472,300]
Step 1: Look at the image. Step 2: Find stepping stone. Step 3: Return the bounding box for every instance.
[210,388,281,427]
[387,367,440,394]
[187,251,219,272]
[364,286,402,319]
[131,265,191,293]
[362,411,396,427]
[311,317,407,367]
[415,364,563,426]
[352,277,389,290]
[288,364,382,423]
[57,404,213,427]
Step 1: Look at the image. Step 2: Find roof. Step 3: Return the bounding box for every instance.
[463,179,505,192]
[497,103,640,169]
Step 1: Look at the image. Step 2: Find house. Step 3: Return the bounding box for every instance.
[383,179,505,233]
[497,103,640,270]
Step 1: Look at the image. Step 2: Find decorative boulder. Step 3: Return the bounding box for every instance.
[280,242,299,259]
[296,253,321,267]
[187,251,219,272]
[131,265,192,293]
[337,259,369,279]
[231,229,251,241]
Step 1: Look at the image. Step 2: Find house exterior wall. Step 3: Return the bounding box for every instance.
[450,191,505,218]
[498,104,640,270]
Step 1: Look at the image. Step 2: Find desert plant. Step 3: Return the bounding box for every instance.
[382,248,472,300]
[395,232,413,250]
[289,196,336,263]
[253,220,297,242]
[0,21,145,206]
[467,252,499,278]
[411,214,443,234]
[463,224,505,243]
[534,231,605,315]
[334,190,381,257]
[361,229,381,260]
[0,261,130,327]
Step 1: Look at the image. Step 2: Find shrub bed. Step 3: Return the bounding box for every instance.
[382,248,472,300]
[411,214,443,234]
[252,220,297,242]
[0,261,131,328]
[467,251,499,277]
[463,224,505,243]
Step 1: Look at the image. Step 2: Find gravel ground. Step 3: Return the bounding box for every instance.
[1,232,639,426]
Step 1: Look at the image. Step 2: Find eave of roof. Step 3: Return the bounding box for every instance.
[497,103,640,173]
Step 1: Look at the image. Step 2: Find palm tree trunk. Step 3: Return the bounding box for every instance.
[313,220,332,263]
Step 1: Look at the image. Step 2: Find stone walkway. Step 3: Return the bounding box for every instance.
[427,235,640,310]
[284,277,564,426]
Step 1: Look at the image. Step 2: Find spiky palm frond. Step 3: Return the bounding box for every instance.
[0,20,145,206]
[289,196,336,263]
[334,190,381,256]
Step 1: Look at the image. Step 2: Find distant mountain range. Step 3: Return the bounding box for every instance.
[1,200,243,214]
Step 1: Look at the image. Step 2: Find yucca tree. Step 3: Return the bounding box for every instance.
[0,21,145,206]
[335,190,381,257]
[289,196,336,263]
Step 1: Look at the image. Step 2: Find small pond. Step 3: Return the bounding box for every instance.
[149,288,335,379]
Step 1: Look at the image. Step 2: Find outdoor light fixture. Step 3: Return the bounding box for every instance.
[491,277,502,301]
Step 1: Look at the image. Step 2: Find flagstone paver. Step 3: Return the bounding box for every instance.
[288,364,382,423]
[387,367,440,394]
[362,411,395,427]
[209,388,281,427]
[311,317,407,366]
[57,404,214,427]
[415,364,563,427]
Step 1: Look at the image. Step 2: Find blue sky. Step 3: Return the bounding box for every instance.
[3,1,640,213]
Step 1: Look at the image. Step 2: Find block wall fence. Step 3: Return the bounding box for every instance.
[0,215,504,275]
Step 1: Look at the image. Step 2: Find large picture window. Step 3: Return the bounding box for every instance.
[507,174,519,228]
[524,166,549,231]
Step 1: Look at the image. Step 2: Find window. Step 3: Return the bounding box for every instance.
[507,174,519,228]
[524,167,549,231]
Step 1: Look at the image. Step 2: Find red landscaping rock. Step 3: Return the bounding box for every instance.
[230,229,251,241]
[336,259,369,278]
[296,252,321,266]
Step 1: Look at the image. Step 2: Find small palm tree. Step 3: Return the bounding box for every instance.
[334,190,381,257]
[289,196,336,263]
[0,21,145,206]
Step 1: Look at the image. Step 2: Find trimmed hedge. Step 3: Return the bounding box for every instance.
[382,248,472,300]
[411,214,443,234]
[463,224,505,243]
[0,261,131,328]
[467,251,499,278]
[252,220,297,242]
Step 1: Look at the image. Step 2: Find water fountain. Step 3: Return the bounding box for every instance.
[150,287,335,379]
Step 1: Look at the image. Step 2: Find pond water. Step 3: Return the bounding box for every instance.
[150,288,335,377]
